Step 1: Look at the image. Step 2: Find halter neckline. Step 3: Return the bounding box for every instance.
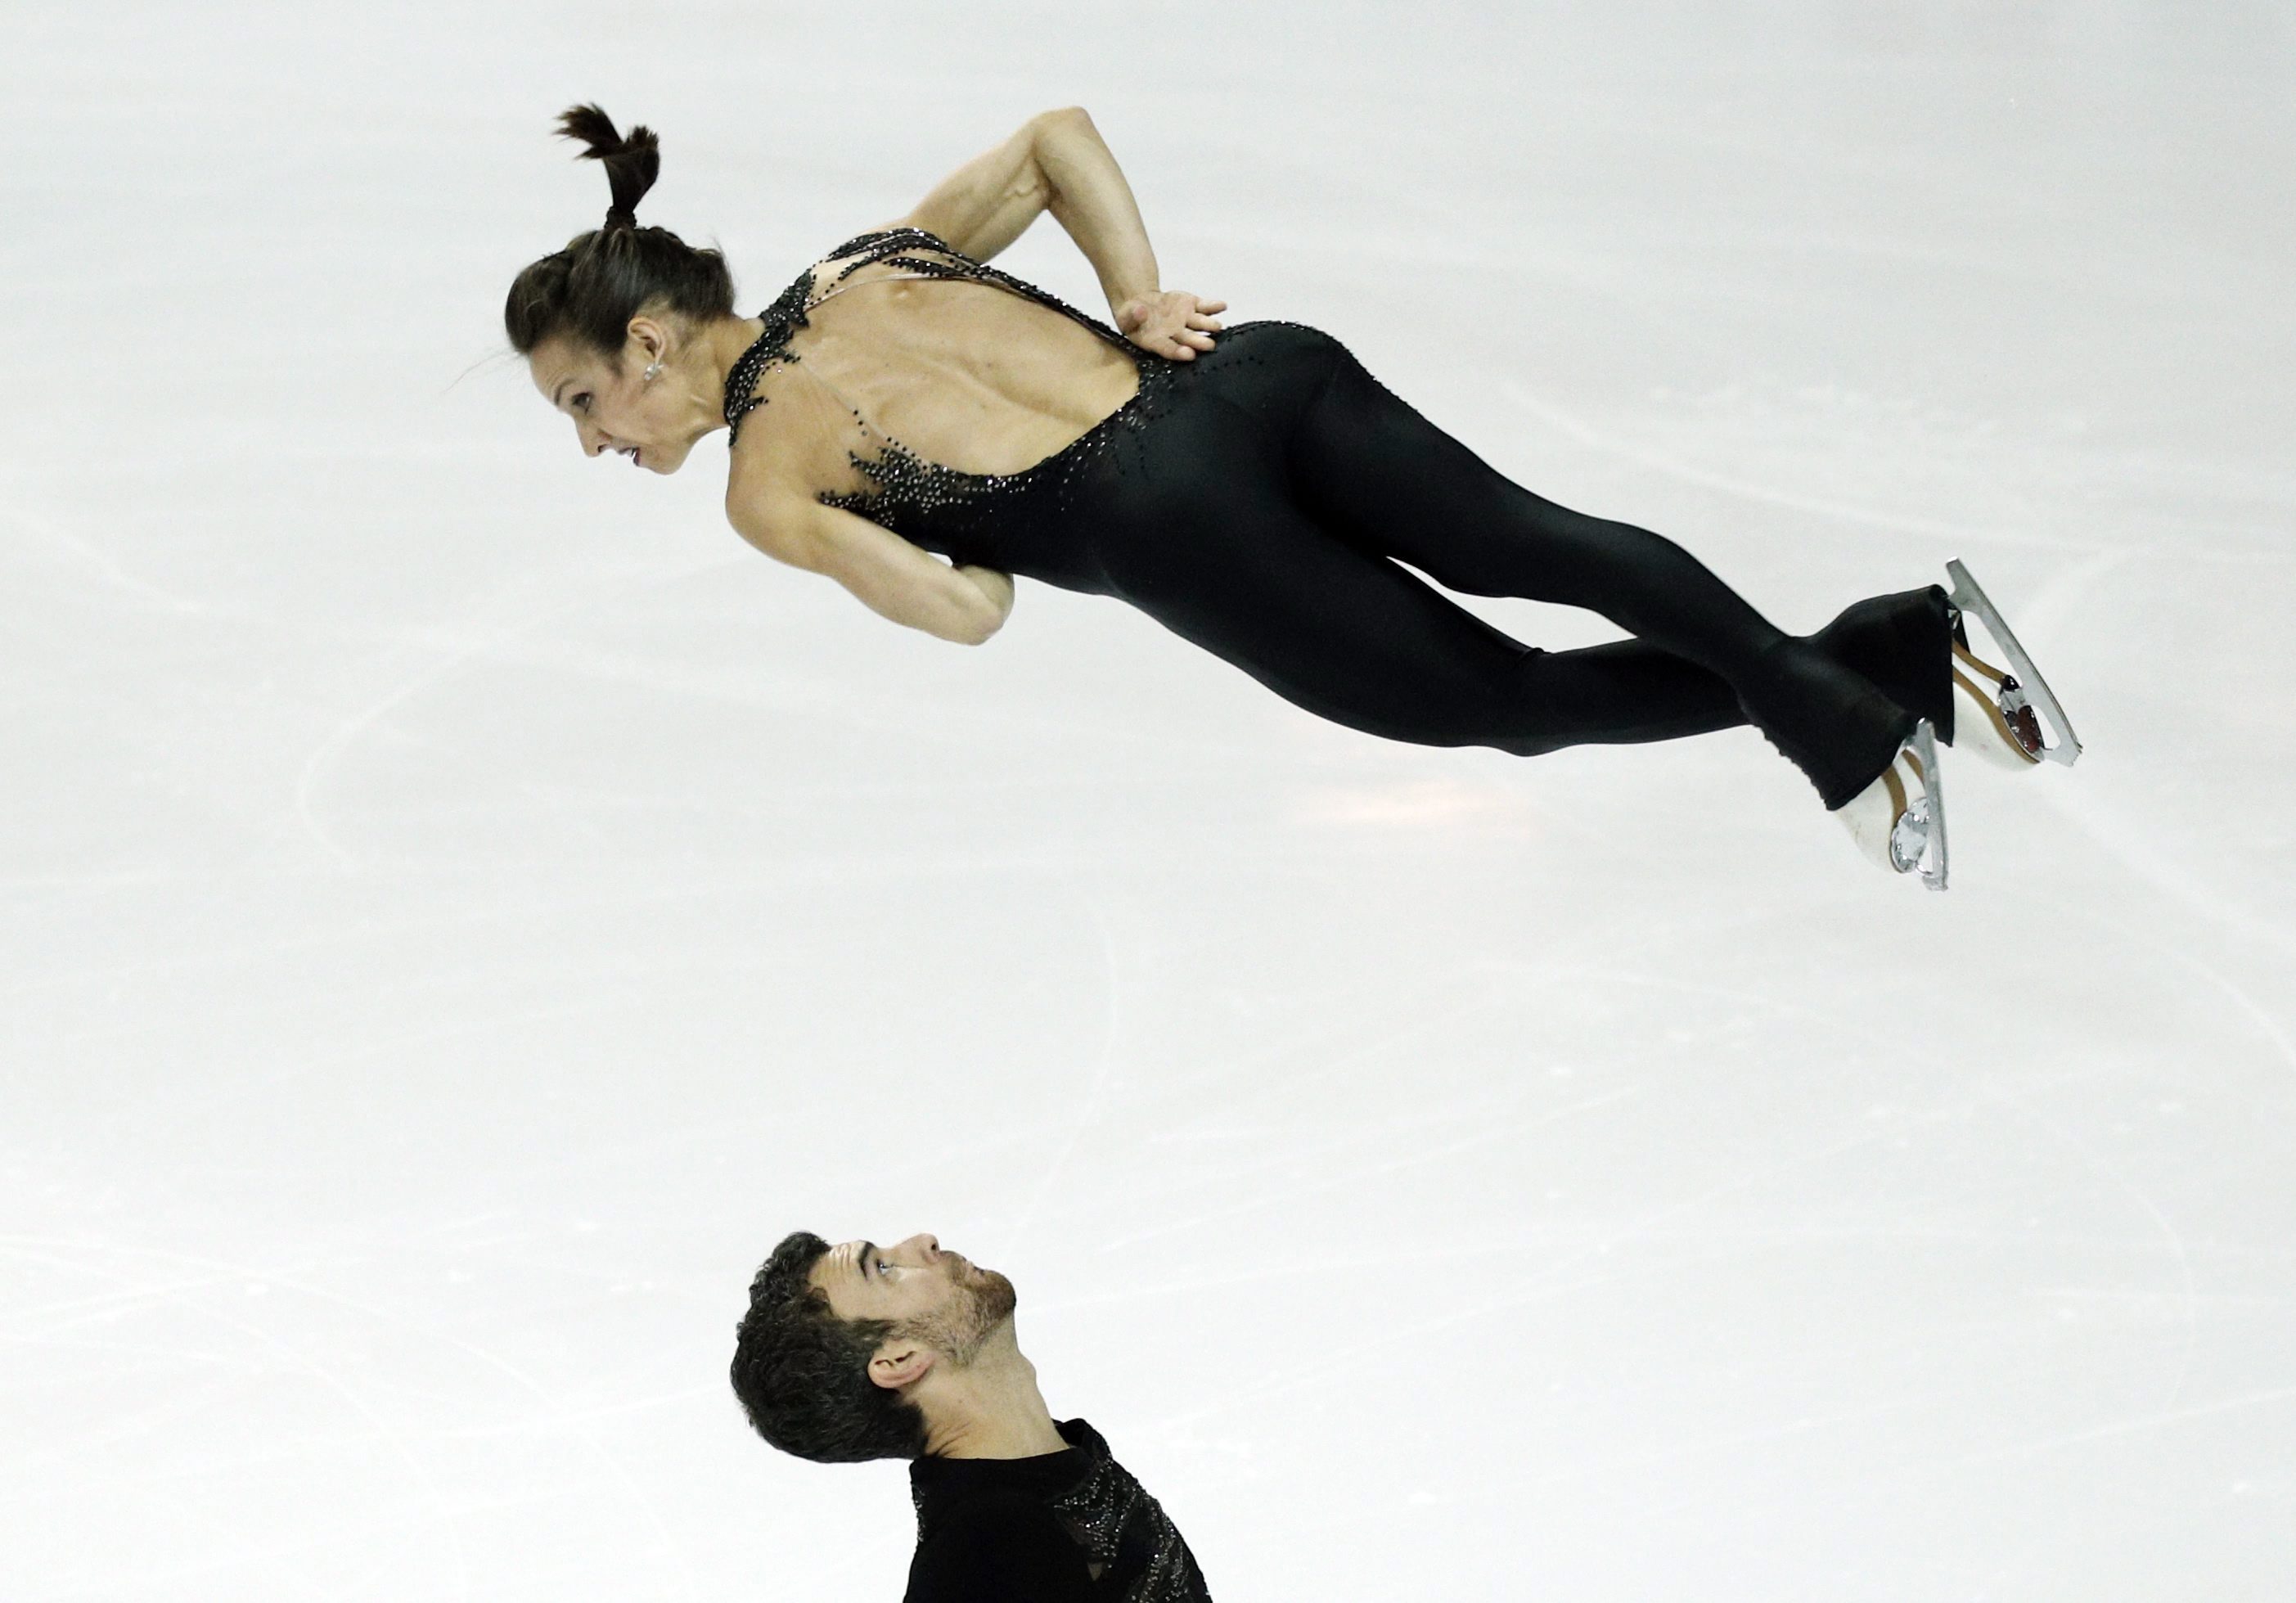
[720,227,1141,446]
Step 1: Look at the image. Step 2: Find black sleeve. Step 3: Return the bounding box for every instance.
[904,1491,1098,1603]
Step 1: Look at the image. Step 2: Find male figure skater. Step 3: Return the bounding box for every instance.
[732,1231,1212,1601]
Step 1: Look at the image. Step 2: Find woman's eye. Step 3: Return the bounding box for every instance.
[574,394,592,412]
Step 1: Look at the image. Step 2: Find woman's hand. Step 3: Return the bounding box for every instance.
[1114,291,1227,361]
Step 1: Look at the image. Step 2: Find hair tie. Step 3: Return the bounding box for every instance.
[604,205,637,231]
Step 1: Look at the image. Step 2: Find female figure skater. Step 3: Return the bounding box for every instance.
[504,105,2079,889]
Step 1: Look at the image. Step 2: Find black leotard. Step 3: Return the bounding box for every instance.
[726,230,1952,808]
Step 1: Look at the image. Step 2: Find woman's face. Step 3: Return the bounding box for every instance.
[527,322,704,475]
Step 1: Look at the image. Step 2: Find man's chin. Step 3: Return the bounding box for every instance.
[975,1268,1019,1323]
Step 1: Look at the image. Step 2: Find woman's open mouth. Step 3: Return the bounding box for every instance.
[619,445,642,468]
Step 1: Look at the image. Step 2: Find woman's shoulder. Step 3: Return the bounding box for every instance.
[823,223,962,263]
[809,226,979,293]
[721,358,868,539]
[723,362,841,473]
[736,224,964,348]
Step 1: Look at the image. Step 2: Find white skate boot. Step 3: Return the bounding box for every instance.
[1837,719,1948,890]
[1946,559,2082,770]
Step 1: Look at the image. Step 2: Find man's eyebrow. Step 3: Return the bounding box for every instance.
[551,379,569,408]
[857,1242,877,1282]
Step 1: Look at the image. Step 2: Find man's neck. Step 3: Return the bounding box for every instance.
[921,1329,1070,1460]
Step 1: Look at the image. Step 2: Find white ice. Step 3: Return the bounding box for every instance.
[5,2,2294,1598]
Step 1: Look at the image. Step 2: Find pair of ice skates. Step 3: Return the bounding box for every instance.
[1835,560,2082,890]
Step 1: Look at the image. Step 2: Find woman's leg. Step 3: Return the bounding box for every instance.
[1114,506,1742,755]
[1279,338,1934,806]
[1096,440,1786,757]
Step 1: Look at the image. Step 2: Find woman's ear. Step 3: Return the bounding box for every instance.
[624,314,670,367]
[868,1340,935,1391]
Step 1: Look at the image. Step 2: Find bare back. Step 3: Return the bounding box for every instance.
[725,231,1147,509]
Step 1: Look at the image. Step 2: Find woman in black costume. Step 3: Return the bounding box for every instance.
[505,105,2080,889]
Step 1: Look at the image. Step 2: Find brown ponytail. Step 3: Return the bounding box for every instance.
[503,104,736,362]
[556,102,660,229]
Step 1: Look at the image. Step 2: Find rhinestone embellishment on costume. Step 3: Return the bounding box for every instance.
[720,268,817,441]
[1047,1443,1211,1603]
[721,227,1177,535]
[907,1423,1211,1603]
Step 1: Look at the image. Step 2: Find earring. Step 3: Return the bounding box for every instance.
[642,358,664,383]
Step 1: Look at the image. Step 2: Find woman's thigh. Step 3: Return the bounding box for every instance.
[1276,344,1634,602]
[1100,471,1548,749]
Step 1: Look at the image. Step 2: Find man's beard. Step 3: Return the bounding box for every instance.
[897,1264,1018,1367]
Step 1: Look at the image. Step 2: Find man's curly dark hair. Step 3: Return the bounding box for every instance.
[730,1231,932,1462]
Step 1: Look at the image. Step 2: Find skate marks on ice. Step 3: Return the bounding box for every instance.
[998,918,2278,1576]
[7,502,205,619]
[0,1226,706,1600]
[1500,379,2084,555]
[1501,373,2296,570]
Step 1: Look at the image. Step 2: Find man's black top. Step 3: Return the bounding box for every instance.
[904,1418,1211,1601]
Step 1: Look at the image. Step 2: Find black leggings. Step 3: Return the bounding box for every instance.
[903,322,1951,808]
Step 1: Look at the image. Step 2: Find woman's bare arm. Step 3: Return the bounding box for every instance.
[889,110,1068,263]
[894,108,1223,359]
[728,489,1014,646]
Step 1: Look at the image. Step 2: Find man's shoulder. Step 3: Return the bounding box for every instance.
[905,1486,1096,1603]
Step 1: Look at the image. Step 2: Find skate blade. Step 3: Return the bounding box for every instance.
[1945,558,2082,767]
[1909,718,1948,891]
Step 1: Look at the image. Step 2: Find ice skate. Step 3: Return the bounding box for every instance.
[1836,719,1948,889]
[1944,559,2082,768]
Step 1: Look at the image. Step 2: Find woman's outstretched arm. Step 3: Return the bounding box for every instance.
[893,108,1222,359]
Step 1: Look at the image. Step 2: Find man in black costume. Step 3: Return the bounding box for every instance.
[732,1231,1212,1601]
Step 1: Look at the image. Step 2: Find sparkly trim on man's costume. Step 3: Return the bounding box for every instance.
[907,1418,1212,1603]
[1043,1424,1210,1603]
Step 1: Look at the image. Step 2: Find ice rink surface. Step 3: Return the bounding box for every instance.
[6,2,2294,1597]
